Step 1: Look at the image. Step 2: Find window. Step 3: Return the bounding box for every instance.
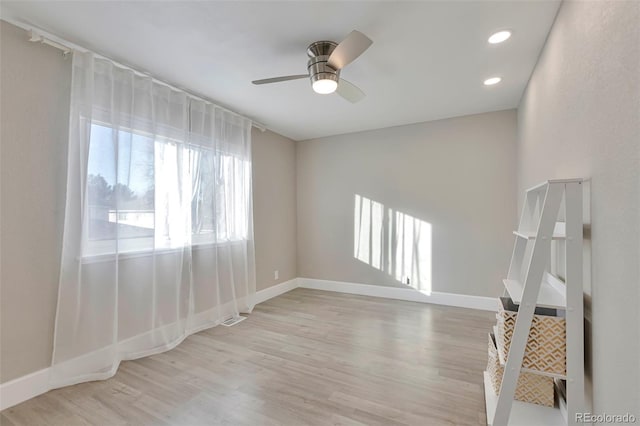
[85,123,250,256]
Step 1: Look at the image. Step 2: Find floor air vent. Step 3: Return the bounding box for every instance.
[221,316,246,327]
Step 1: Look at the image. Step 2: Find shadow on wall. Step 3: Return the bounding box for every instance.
[353,194,432,293]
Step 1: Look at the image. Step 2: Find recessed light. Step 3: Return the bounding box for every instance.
[488,30,512,44]
[484,77,502,86]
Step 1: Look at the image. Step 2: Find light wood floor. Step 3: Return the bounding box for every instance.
[1,288,495,426]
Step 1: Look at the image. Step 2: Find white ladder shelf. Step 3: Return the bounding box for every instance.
[484,179,585,426]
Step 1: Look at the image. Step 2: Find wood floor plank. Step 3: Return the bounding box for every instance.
[0,288,494,425]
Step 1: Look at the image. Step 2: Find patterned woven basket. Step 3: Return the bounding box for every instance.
[495,297,566,376]
[487,333,554,407]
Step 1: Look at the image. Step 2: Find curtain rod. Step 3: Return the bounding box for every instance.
[5,18,267,132]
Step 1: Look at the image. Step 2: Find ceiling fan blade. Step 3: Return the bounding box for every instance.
[336,79,365,103]
[327,30,373,70]
[252,74,308,85]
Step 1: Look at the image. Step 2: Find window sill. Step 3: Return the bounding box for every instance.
[79,239,247,264]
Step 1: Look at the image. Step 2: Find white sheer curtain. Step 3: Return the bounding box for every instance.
[50,52,256,388]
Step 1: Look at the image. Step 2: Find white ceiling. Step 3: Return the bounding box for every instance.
[1,1,560,141]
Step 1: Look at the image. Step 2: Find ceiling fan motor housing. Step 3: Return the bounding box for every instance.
[307,41,340,87]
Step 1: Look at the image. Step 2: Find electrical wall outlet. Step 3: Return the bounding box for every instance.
[274,270,279,280]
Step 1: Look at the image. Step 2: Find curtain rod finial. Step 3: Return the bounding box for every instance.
[252,121,267,132]
[28,29,72,55]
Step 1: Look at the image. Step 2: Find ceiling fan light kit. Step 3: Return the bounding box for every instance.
[312,78,338,94]
[307,41,340,94]
[252,30,372,103]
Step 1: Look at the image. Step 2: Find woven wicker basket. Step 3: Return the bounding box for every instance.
[487,333,554,407]
[495,297,566,376]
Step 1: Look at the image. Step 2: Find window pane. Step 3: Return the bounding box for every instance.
[215,154,249,241]
[190,150,250,243]
[87,124,155,242]
[192,149,215,236]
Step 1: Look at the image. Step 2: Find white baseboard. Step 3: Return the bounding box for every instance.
[1,276,497,411]
[298,278,499,312]
[253,278,299,305]
[0,368,49,412]
[254,277,498,311]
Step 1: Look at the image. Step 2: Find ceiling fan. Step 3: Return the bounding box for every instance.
[252,30,373,103]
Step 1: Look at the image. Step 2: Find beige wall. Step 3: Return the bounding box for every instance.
[0,21,71,383]
[252,128,298,290]
[296,110,517,297]
[0,20,297,383]
[517,0,639,415]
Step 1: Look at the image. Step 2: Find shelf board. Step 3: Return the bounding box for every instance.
[484,371,565,426]
[514,223,567,240]
[492,326,567,380]
[513,231,566,240]
[525,179,583,193]
[503,278,566,310]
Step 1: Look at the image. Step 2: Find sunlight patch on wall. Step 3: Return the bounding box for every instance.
[354,195,384,269]
[354,195,432,293]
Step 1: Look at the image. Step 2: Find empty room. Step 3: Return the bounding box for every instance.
[0,1,638,425]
